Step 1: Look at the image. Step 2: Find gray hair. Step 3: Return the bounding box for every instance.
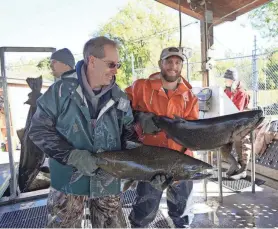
[83,36,118,64]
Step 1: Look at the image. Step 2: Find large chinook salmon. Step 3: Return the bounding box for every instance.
[70,144,213,190]
[152,109,264,151]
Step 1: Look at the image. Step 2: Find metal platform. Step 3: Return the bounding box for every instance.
[209,168,265,191]
[0,205,47,228]
[256,140,278,170]
[0,189,171,228]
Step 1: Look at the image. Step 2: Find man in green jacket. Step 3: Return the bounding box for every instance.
[29,36,138,228]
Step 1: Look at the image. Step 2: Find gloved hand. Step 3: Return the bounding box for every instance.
[67,149,107,176]
[149,174,173,192]
[96,168,115,187]
[136,112,160,134]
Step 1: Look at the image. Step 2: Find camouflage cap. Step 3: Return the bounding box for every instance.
[160,47,184,61]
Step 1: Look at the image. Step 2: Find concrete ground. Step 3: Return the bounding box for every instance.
[0,179,277,228]
[160,180,278,228]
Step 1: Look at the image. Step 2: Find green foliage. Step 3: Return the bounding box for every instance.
[37,57,50,70]
[260,51,278,89]
[94,0,190,89]
[36,57,53,81]
[249,0,278,38]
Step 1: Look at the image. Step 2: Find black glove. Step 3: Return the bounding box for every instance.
[136,112,160,134]
[149,174,173,192]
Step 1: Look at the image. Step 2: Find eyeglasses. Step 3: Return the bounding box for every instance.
[96,57,121,69]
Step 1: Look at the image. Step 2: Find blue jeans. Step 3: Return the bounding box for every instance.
[129,180,193,228]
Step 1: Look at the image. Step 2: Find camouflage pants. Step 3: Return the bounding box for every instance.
[46,187,127,228]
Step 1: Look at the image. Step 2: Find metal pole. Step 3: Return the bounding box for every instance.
[202,151,208,201]
[217,149,223,203]
[210,151,214,166]
[0,48,17,199]
[252,35,258,109]
[250,131,256,193]
[251,36,258,194]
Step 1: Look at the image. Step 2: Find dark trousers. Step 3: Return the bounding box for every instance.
[129,180,193,228]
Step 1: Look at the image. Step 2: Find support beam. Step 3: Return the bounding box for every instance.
[0,189,49,206]
[0,47,56,53]
[156,0,271,26]
[200,9,214,87]
[155,0,203,21]
[0,48,17,199]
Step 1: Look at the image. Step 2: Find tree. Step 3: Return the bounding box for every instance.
[36,57,53,81]
[94,0,197,89]
[260,51,278,89]
[37,57,50,70]
[6,58,53,82]
[249,0,278,38]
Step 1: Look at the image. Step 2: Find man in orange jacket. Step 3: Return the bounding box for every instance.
[222,68,251,180]
[125,47,199,228]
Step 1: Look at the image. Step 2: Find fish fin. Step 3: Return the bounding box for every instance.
[122,180,135,192]
[130,181,138,189]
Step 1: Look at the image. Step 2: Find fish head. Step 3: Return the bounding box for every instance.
[232,109,265,140]
[152,115,185,143]
[183,160,213,180]
[152,115,176,130]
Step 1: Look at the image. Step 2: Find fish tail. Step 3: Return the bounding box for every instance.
[122,180,135,192]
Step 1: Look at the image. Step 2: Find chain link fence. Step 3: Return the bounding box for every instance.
[133,50,278,118]
[211,51,278,118]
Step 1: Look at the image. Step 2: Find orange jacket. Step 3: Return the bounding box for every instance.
[125,72,199,157]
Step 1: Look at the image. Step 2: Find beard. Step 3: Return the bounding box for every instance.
[161,69,181,82]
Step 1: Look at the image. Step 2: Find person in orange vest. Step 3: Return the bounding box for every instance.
[125,47,199,228]
[223,68,251,180]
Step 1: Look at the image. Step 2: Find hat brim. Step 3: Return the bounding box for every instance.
[161,53,184,61]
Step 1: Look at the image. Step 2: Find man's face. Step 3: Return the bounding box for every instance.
[225,78,234,87]
[88,45,120,87]
[159,56,183,82]
[50,59,66,78]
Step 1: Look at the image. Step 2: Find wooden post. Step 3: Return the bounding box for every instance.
[200,8,214,163]
[200,8,214,87]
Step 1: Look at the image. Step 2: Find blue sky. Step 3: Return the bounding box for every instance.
[0,0,273,63]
